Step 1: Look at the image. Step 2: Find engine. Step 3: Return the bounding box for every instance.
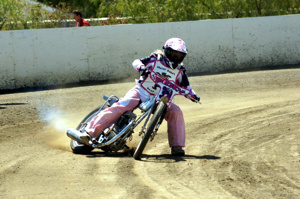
[100,111,136,152]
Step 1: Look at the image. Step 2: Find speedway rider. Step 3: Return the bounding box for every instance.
[68,38,200,156]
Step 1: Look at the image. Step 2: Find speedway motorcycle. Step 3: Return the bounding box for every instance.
[67,72,200,160]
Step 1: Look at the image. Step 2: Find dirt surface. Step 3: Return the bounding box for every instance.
[0,68,299,199]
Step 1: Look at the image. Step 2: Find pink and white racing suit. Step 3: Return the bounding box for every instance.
[85,53,196,147]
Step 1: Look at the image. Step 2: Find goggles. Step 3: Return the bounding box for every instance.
[167,49,186,63]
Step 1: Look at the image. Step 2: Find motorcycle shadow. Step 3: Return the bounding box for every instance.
[85,151,220,163]
[85,149,136,158]
[141,154,221,163]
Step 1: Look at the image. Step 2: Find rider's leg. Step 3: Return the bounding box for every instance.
[85,86,141,138]
[164,103,186,148]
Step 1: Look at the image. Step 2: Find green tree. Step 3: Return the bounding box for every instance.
[0,0,72,30]
[2,0,299,30]
[93,0,299,23]
[37,0,99,17]
[35,0,300,22]
[0,0,27,30]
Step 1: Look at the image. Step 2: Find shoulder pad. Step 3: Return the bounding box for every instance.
[150,53,163,61]
[150,52,158,57]
[177,65,187,71]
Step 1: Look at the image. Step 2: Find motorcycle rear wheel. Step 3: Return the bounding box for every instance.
[133,101,166,160]
[70,107,102,154]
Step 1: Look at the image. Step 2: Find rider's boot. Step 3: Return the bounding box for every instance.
[171,146,185,156]
[67,128,92,145]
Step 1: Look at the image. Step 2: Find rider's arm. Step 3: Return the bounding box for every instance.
[176,65,190,88]
[132,58,146,72]
[132,53,159,72]
[132,56,151,72]
[177,66,200,101]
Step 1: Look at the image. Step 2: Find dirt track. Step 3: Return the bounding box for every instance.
[0,68,299,199]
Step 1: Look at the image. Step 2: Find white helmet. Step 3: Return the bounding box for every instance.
[163,38,188,69]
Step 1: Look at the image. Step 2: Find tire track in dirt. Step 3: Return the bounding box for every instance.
[193,98,300,198]
[129,139,233,199]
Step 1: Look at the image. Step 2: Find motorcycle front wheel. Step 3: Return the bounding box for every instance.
[133,101,166,160]
[70,107,102,154]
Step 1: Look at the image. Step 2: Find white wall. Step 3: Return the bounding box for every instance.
[1,14,299,90]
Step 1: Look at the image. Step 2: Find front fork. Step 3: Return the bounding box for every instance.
[150,106,167,141]
[138,101,156,136]
[139,101,168,142]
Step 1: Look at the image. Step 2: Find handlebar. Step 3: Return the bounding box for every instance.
[153,75,201,105]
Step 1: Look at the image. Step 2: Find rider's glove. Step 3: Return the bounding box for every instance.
[191,94,200,103]
[139,66,150,77]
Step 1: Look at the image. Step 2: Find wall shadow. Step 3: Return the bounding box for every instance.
[0,103,27,109]
[1,65,299,95]
[0,103,27,106]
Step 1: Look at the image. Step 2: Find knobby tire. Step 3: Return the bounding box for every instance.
[133,101,166,160]
[70,106,103,154]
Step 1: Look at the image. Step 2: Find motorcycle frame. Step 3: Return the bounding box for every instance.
[91,97,156,148]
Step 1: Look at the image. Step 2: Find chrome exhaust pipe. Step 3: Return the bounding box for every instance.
[67,120,135,148]
[66,128,86,144]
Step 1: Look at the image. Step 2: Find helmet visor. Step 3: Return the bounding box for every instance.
[168,50,186,63]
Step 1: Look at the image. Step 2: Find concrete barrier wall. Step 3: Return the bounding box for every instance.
[1,14,299,90]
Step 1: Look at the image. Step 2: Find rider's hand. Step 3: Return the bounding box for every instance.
[191,94,200,103]
[139,67,150,77]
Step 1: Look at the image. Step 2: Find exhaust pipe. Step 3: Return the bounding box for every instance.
[66,128,86,144]
[67,120,135,148]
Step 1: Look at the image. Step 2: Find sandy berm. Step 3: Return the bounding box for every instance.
[0,68,299,198]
